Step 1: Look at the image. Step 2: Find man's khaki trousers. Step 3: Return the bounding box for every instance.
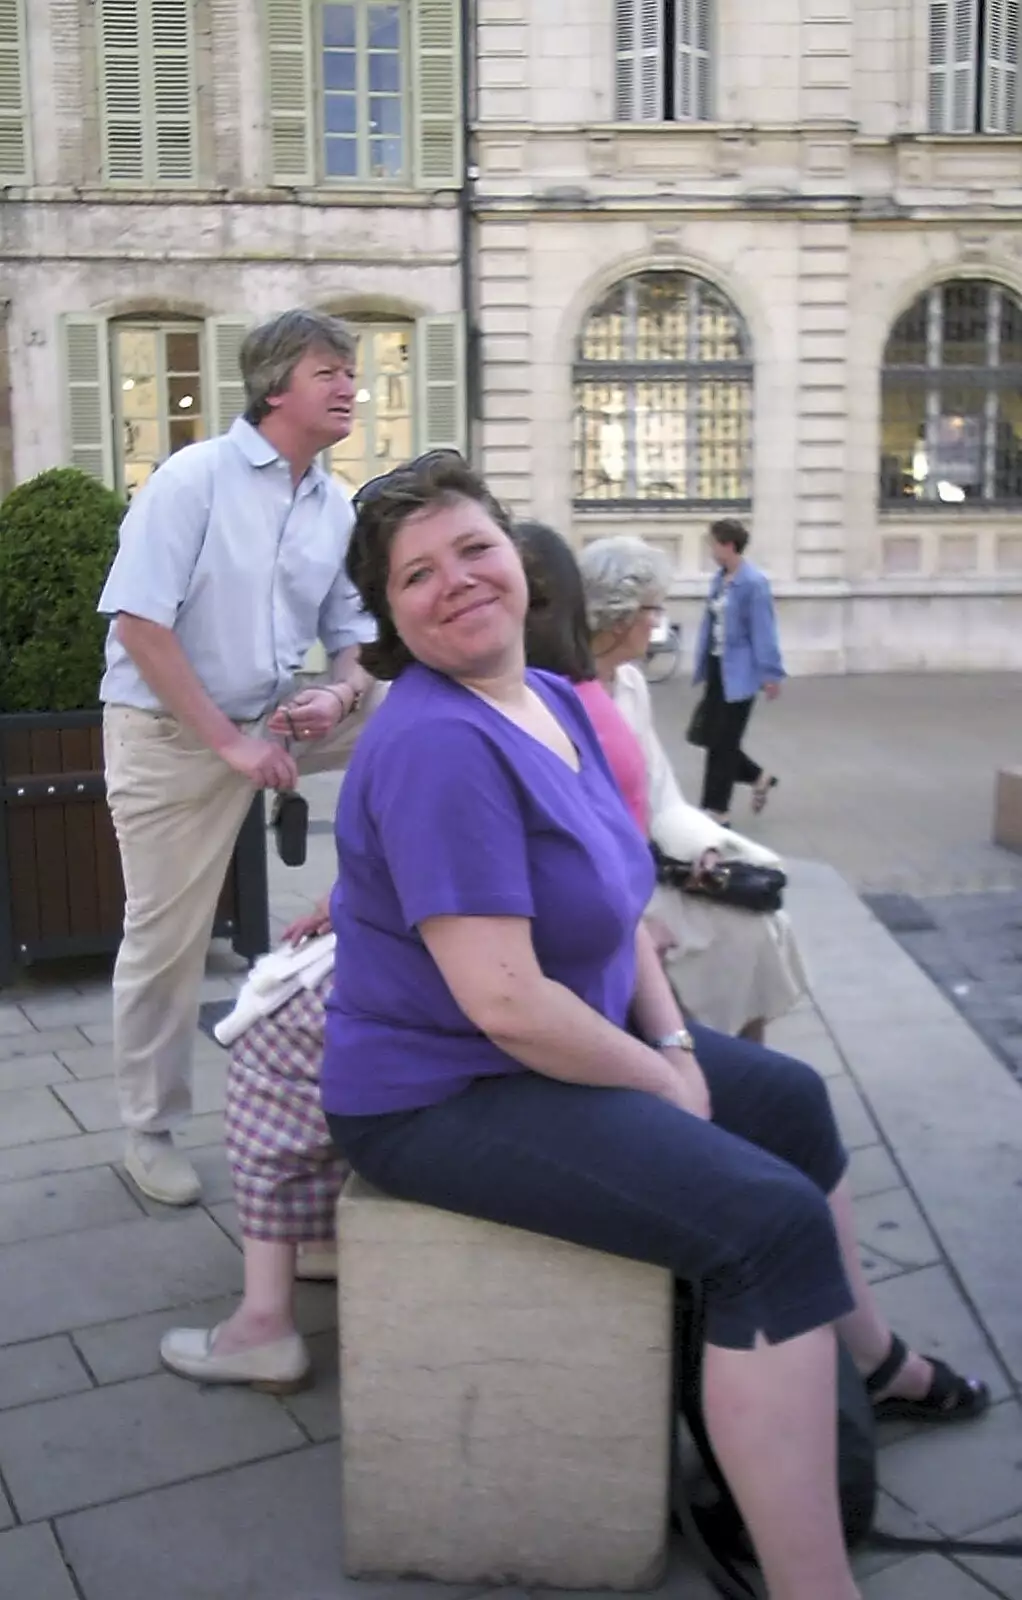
[104,699,373,1134]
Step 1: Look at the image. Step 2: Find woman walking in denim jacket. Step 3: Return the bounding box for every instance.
[693,518,784,824]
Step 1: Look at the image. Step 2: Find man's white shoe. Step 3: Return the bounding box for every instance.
[124,1132,202,1206]
[160,1326,311,1392]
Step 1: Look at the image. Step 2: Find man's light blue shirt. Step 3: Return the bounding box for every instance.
[98,418,375,720]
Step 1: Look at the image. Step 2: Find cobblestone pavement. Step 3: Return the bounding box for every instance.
[1,674,1021,1599]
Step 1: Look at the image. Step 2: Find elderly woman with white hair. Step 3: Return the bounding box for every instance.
[578,535,807,1042]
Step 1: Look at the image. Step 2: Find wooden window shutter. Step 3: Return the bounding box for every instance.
[62,317,115,487]
[675,0,712,121]
[417,313,466,453]
[206,317,250,436]
[266,0,314,184]
[981,0,1020,131]
[615,0,665,121]
[99,0,146,181]
[151,0,196,181]
[413,0,462,187]
[0,0,29,182]
[928,0,980,131]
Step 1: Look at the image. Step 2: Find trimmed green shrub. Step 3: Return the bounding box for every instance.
[0,468,125,714]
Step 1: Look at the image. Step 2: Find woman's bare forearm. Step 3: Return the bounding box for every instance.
[631,920,687,1042]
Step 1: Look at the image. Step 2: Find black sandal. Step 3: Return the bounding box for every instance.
[866,1333,990,1423]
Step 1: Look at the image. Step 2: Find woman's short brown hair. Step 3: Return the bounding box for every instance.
[346,452,516,680]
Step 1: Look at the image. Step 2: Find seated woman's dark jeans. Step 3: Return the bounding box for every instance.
[327,1020,852,1351]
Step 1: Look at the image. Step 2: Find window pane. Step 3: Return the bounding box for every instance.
[322,3,356,48]
[325,94,358,133]
[169,417,202,453]
[369,96,402,134]
[165,331,200,372]
[325,136,358,175]
[370,136,403,176]
[167,374,201,415]
[368,4,400,49]
[329,321,414,491]
[368,52,401,92]
[323,51,357,90]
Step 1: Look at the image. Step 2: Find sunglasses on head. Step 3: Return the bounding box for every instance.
[352,449,467,511]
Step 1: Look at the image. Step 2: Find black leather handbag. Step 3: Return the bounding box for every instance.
[651,842,786,914]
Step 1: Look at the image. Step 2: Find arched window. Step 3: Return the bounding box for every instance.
[880,279,1022,507]
[573,270,753,509]
[112,319,207,497]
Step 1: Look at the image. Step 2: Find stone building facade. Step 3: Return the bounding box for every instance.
[1,0,1021,670]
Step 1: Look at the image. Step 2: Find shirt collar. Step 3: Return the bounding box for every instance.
[227,417,329,493]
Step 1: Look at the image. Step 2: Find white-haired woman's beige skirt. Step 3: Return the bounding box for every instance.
[649,884,808,1035]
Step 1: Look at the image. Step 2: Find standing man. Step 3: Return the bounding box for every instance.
[98,309,376,1206]
[691,518,784,826]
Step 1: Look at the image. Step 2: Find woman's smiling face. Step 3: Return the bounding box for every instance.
[386,494,529,680]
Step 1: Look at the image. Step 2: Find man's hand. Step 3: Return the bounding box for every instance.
[658,1045,712,1120]
[220,733,299,791]
[282,899,332,944]
[266,686,349,741]
[763,681,782,702]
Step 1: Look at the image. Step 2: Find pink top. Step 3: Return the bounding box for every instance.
[574,679,650,836]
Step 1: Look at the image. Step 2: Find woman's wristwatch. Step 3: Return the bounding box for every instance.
[650,1028,695,1053]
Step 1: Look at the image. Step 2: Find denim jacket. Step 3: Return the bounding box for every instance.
[693,560,786,703]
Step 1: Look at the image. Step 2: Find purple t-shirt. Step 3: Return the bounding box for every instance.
[320,663,654,1115]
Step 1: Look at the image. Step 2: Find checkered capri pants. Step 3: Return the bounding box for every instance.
[224,975,347,1241]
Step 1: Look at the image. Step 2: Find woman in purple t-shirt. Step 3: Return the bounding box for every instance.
[318,455,986,1596]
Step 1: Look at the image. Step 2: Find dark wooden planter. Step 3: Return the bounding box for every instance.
[0,709,270,987]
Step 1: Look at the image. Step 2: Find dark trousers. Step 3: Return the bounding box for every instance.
[700,654,762,814]
[327,1022,852,1352]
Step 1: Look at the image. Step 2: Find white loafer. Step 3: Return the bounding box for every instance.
[159,1326,311,1393]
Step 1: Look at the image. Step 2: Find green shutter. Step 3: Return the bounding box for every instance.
[62,317,115,486]
[412,0,462,188]
[98,0,146,181]
[417,313,465,453]
[0,0,28,182]
[151,0,196,181]
[266,0,314,184]
[207,317,250,435]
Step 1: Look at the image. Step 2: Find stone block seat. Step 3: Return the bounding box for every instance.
[336,1176,674,1591]
[993,767,1022,853]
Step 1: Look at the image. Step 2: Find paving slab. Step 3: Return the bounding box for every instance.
[0,1127,127,1186]
[877,1398,1022,1539]
[0,1087,82,1148]
[0,1336,93,1409]
[846,1144,903,1201]
[854,1188,942,1276]
[788,864,1022,1388]
[825,1074,882,1151]
[956,1510,1022,1599]
[0,1053,74,1092]
[77,1022,114,1046]
[52,1043,117,1080]
[0,1372,306,1521]
[0,1212,242,1346]
[0,1167,141,1246]
[0,1026,94,1061]
[0,1482,11,1531]
[859,1550,1009,1598]
[72,1284,335,1387]
[853,1489,947,1580]
[18,993,114,1030]
[55,1443,481,1600]
[281,1330,340,1443]
[52,1057,226,1132]
[0,1525,80,1599]
[0,1008,36,1037]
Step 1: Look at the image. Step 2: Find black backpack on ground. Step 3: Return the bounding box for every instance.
[672,1285,1022,1600]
